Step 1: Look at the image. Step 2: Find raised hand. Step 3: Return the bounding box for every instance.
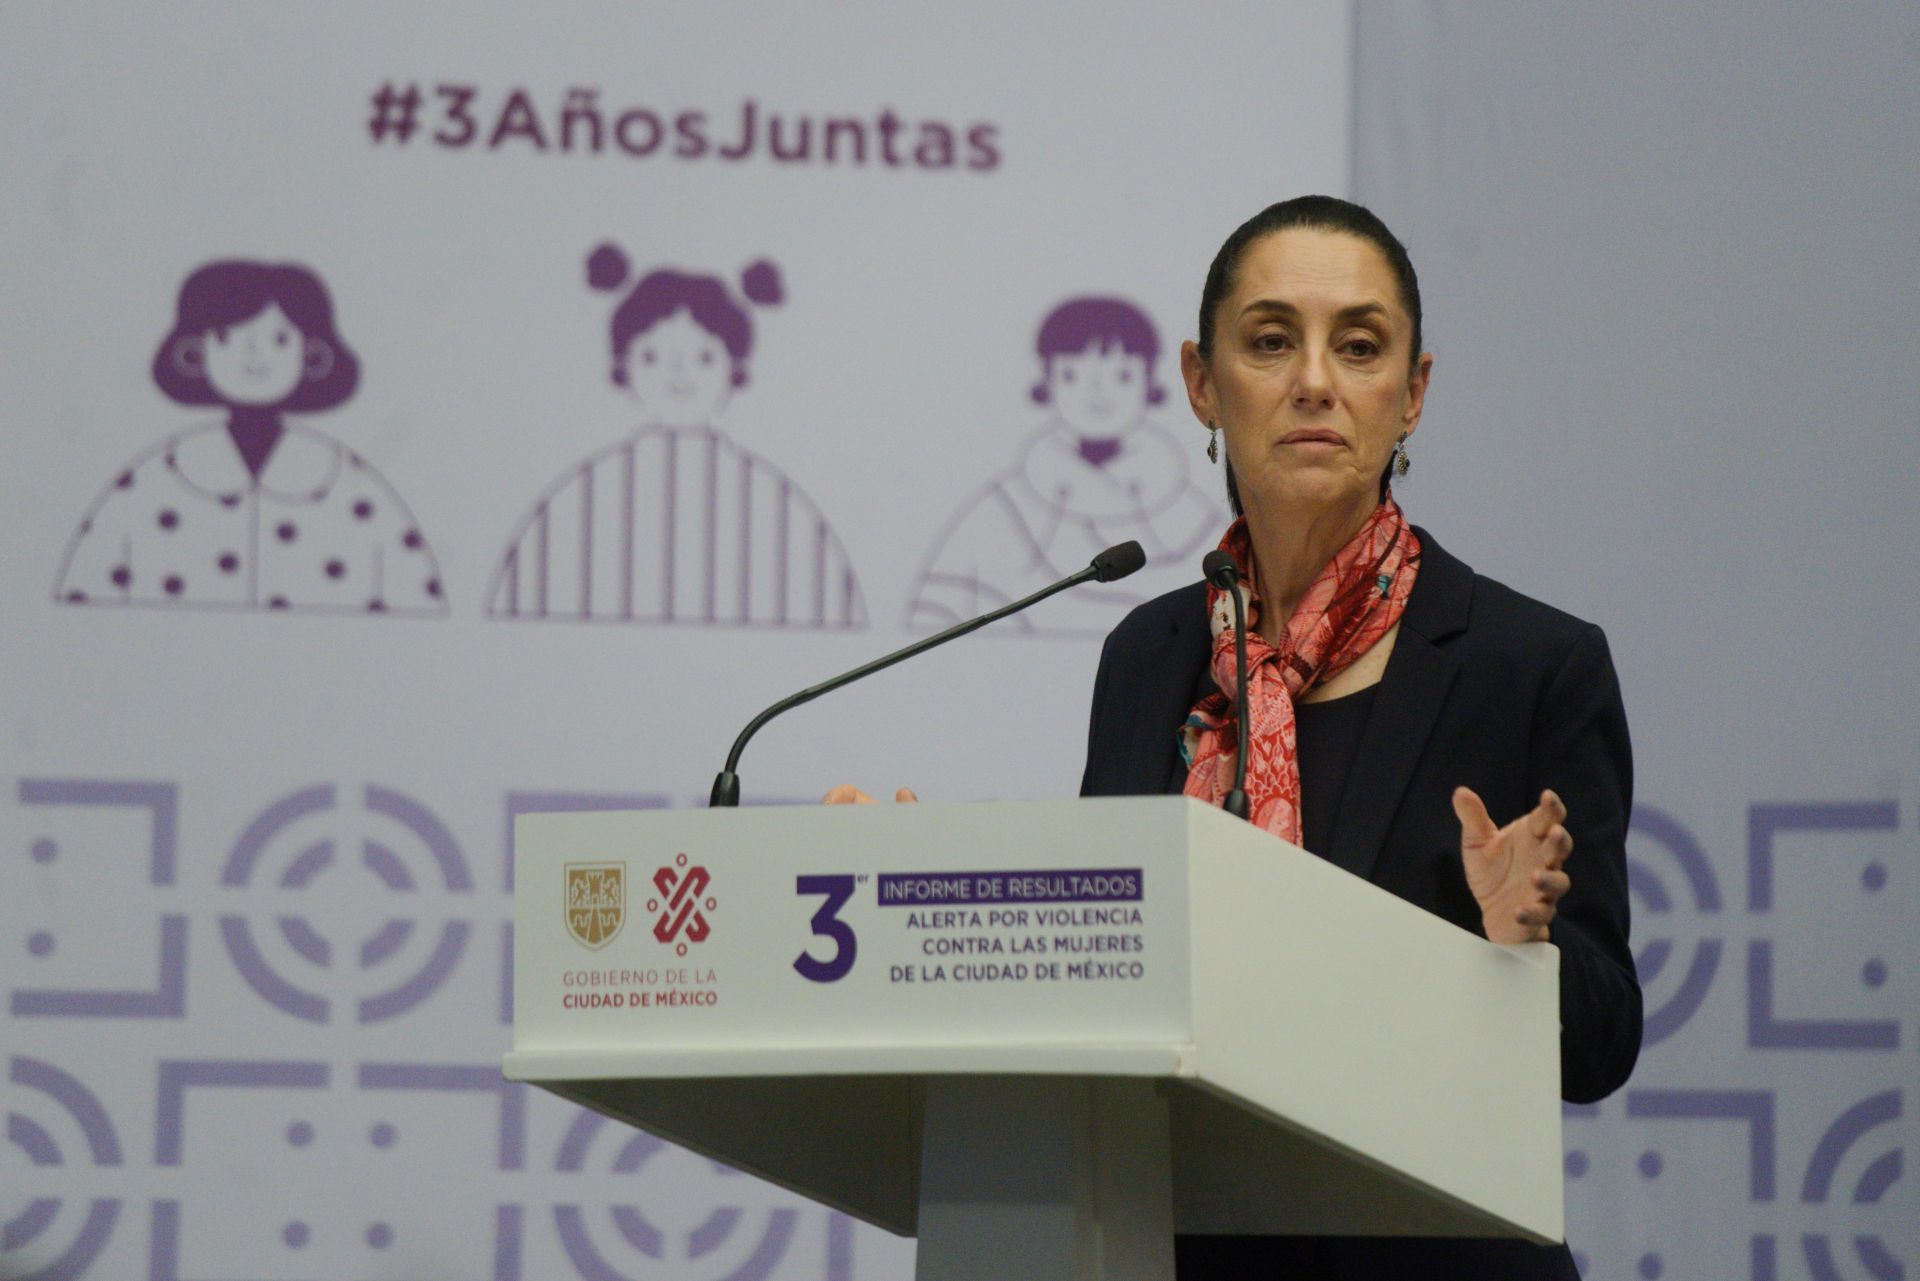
[1452,786,1573,945]
[821,785,919,804]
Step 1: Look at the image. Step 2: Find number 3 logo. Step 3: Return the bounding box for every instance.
[794,875,858,983]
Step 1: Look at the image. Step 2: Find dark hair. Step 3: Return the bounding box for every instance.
[151,261,360,411]
[1028,296,1167,406]
[586,243,783,390]
[1196,196,1423,512]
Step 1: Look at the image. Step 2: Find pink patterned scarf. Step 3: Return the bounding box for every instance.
[1181,500,1421,844]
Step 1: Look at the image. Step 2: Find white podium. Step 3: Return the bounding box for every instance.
[503,797,1563,1280]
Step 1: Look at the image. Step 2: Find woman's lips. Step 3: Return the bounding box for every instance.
[1280,430,1346,447]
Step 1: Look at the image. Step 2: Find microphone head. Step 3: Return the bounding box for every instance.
[1202,549,1240,589]
[1091,541,1146,583]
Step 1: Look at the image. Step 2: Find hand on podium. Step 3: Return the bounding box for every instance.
[1453,786,1574,945]
[821,785,920,804]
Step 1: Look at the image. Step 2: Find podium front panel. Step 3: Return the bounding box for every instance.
[512,798,1195,1058]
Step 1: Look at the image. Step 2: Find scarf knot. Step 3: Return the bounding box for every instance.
[1180,500,1421,846]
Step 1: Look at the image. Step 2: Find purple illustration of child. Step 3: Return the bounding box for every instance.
[487,246,865,627]
[54,262,445,614]
[906,296,1225,632]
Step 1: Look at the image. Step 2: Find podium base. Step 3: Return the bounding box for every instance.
[916,1075,1174,1281]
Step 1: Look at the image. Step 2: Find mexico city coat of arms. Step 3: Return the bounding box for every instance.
[565,863,625,949]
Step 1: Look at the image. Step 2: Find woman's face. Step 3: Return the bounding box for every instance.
[1046,342,1152,438]
[1181,228,1430,526]
[202,303,306,407]
[621,309,734,428]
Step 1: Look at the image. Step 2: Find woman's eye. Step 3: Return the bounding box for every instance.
[641,349,657,365]
[1343,339,1380,358]
[1116,366,1132,383]
[1254,332,1289,352]
[275,330,290,347]
[1060,367,1076,383]
[698,350,713,365]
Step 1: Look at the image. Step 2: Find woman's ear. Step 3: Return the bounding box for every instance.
[1179,340,1213,426]
[170,335,205,378]
[1401,349,1434,436]
[303,338,335,382]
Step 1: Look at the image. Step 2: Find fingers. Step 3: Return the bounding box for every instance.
[1526,789,1567,839]
[1513,867,1572,936]
[1547,823,1573,868]
[1532,868,1572,901]
[822,785,920,805]
[1452,786,1498,845]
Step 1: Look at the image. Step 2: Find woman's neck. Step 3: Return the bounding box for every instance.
[1241,489,1380,631]
[224,406,286,481]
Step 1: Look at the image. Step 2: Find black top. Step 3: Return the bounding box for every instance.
[1170,679,1379,861]
[1295,685,1378,858]
[1082,526,1633,1281]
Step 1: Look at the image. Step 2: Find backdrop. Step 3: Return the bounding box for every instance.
[5,3,1915,1280]
[1351,5,1919,1278]
[0,3,1346,1279]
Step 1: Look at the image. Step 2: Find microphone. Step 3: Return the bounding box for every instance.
[1201,550,1252,821]
[708,541,1147,807]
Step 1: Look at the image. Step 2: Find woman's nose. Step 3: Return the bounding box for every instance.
[1292,342,1335,408]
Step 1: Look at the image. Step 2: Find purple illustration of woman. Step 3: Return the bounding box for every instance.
[487,246,865,627]
[906,296,1225,632]
[54,262,445,614]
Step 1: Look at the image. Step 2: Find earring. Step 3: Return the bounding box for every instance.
[170,336,205,378]
[303,339,334,382]
[1207,421,1221,465]
[1392,433,1411,477]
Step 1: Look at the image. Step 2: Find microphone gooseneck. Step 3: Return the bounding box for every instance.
[708,541,1147,807]
[1201,550,1252,821]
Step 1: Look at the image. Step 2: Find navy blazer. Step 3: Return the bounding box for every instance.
[1079,526,1641,1105]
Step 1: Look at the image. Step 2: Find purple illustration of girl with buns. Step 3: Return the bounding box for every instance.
[488,246,865,627]
[54,262,445,614]
[907,296,1224,633]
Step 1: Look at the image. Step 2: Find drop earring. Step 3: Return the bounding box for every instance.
[1392,433,1411,477]
[1207,421,1221,465]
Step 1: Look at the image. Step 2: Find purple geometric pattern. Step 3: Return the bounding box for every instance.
[2,1059,123,1277]
[544,1110,801,1281]
[153,1060,329,1166]
[13,780,186,1019]
[1625,804,1724,1047]
[1746,801,1900,1050]
[15,771,1904,1280]
[1625,1088,1778,1201]
[214,783,473,1024]
[356,1062,528,1172]
[1794,1090,1905,1281]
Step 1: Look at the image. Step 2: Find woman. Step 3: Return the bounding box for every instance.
[906,296,1223,633]
[487,245,866,628]
[55,261,445,614]
[842,196,1640,1279]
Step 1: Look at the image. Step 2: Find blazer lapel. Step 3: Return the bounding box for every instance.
[1123,584,1210,797]
[1326,527,1472,883]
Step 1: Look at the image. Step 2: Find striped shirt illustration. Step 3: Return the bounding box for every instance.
[487,425,865,628]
